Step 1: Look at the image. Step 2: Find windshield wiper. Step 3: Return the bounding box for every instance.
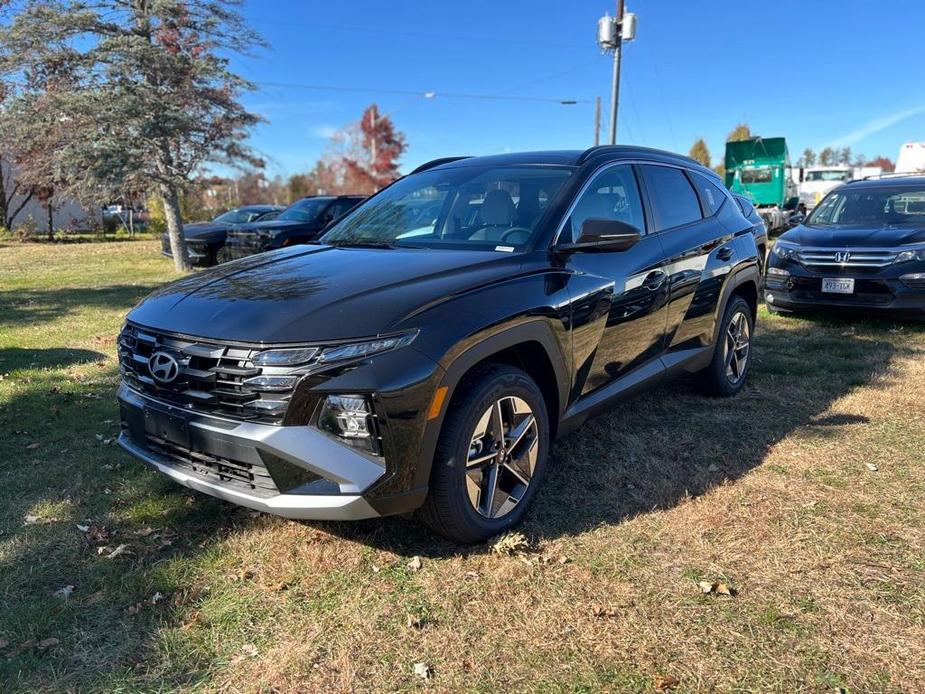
[328,239,398,249]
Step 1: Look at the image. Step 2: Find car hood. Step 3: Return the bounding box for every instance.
[127,245,526,343]
[782,223,925,248]
[182,222,228,241]
[232,219,322,234]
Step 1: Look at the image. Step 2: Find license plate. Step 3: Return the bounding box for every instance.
[822,278,855,294]
[144,407,191,448]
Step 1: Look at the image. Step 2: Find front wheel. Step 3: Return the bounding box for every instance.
[696,295,754,397]
[417,364,549,544]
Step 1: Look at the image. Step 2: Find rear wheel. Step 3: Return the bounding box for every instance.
[696,295,753,397]
[418,364,549,544]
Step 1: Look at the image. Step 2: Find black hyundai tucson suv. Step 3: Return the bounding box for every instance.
[765,175,925,317]
[117,146,761,543]
[223,195,365,260]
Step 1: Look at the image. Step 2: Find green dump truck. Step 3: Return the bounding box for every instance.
[724,137,800,231]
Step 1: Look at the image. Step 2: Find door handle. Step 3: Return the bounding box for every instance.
[716,246,734,261]
[642,269,667,291]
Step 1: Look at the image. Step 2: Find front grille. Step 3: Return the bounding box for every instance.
[118,324,308,424]
[796,248,899,269]
[145,433,279,498]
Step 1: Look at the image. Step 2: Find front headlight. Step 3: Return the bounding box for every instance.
[771,241,800,260]
[895,247,925,263]
[318,332,417,364]
[253,347,319,366]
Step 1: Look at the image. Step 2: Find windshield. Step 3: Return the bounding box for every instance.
[808,187,925,225]
[805,170,850,182]
[277,198,333,223]
[213,208,267,224]
[321,165,574,250]
[740,168,773,183]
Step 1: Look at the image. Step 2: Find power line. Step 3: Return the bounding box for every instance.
[253,19,586,50]
[253,80,593,105]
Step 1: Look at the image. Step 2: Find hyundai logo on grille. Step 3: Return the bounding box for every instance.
[148,351,180,384]
[835,251,851,264]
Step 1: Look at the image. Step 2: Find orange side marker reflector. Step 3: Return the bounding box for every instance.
[427,386,449,421]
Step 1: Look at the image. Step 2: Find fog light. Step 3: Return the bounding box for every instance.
[317,395,381,455]
[244,375,300,392]
[766,293,775,304]
[900,272,925,289]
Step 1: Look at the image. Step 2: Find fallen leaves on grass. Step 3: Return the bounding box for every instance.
[412,662,432,680]
[126,592,165,615]
[408,556,423,572]
[492,531,529,555]
[406,614,425,630]
[26,442,40,450]
[590,605,619,619]
[699,581,737,596]
[866,463,879,472]
[24,514,58,525]
[0,639,8,649]
[654,673,680,690]
[134,527,157,537]
[99,544,132,560]
[53,585,75,599]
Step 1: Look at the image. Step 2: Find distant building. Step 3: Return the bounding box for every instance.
[1,160,101,233]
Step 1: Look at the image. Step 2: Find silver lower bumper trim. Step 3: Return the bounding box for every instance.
[119,433,381,520]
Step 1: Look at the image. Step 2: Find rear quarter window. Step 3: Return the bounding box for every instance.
[689,171,728,216]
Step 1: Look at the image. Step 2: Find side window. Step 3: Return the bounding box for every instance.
[640,165,703,232]
[328,200,354,221]
[567,165,645,242]
[689,171,728,216]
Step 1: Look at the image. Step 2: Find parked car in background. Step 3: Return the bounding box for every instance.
[162,205,284,266]
[116,146,761,543]
[733,193,768,275]
[223,195,365,260]
[765,175,925,317]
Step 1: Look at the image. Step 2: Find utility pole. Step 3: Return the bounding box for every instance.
[597,3,637,144]
[594,96,601,146]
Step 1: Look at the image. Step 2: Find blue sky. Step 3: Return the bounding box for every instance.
[232,0,925,177]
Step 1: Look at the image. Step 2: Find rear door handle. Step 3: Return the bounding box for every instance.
[642,269,667,291]
[717,246,734,261]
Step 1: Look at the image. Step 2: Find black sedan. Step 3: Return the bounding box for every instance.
[161,205,284,266]
[765,176,925,317]
[223,195,365,260]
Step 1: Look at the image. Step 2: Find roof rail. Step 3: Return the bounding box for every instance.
[856,171,925,181]
[409,156,471,175]
[578,144,704,169]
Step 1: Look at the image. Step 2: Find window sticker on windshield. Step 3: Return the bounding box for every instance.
[495,245,515,252]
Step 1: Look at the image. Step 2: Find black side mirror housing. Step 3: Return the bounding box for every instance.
[788,213,806,227]
[556,218,642,253]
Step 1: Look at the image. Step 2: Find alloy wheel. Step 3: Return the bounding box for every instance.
[465,396,539,519]
[724,310,751,384]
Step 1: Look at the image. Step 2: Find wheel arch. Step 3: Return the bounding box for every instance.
[412,321,570,490]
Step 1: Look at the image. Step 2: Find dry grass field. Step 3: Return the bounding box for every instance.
[1,241,923,692]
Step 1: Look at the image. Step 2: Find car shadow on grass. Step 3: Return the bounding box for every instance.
[0,285,161,328]
[308,313,923,556]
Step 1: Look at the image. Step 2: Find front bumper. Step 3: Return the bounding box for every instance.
[765,269,925,315]
[117,384,387,520]
[161,236,213,264]
[223,234,268,260]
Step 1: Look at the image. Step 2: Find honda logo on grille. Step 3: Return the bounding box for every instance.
[835,251,851,263]
[148,351,180,384]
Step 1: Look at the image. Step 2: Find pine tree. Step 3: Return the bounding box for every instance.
[688,138,711,167]
[726,123,752,142]
[0,0,263,270]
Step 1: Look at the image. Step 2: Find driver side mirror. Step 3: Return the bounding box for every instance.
[787,213,806,228]
[556,218,642,253]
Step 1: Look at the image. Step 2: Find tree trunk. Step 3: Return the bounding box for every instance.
[160,182,191,272]
[0,158,8,230]
[46,200,54,241]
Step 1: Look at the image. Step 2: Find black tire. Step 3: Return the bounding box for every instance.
[417,364,549,544]
[696,295,754,398]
